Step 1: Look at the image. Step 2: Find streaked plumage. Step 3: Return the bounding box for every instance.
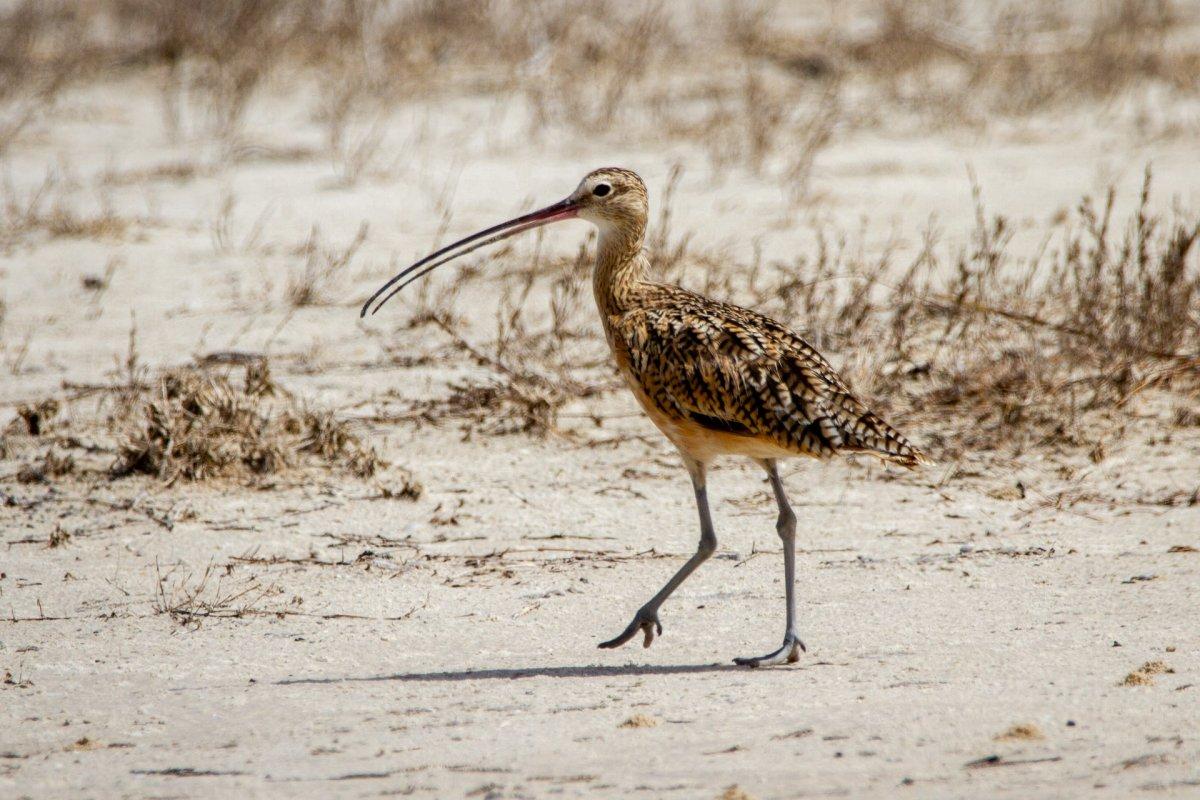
[609,283,929,467]
[362,166,930,666]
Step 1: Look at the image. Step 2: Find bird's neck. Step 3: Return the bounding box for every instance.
[592,222,647,316]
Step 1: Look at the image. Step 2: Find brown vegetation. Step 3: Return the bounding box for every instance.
[286,223,370,308]
[995,723,1044,741]
[1120,659,1175,686]
[112,362,384,484]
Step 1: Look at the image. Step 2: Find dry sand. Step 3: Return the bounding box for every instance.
[3,60,1200,800]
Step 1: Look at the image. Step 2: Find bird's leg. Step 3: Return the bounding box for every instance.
[734,459,806,667]
[598,458,715,650]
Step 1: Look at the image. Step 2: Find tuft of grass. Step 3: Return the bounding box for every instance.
[718,787,757,800]
[286,222,369,307]
[153,559,281,629]
[2,170,139,247]
[112,362,383,484]
[1120,660,1174,686]
[41,202,130,240]
[618,714,660,729]
[995,724,1044,741]
[435,378,564,438]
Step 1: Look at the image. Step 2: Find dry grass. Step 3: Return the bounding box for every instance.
[718,787,757,800]
[995,724,1044,741]
[1121,660,1174,686]
[153,559,282,629]
[112,361,383,484]
[128,0,306,149]
[286,222,369,307]
[401,249,608,437]
[0,2,83,153]
[399,312,575,439]
[885,170,1200,458]
[1,169,138,249]
[827,0,1198,125]
[432,378,564,438]
[618,714,660,729]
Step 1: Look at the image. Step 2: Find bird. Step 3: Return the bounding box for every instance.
[361,167,930,666]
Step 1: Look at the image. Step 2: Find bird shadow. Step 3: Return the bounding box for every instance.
[276,662,748,686]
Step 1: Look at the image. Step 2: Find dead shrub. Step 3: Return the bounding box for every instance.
[434,378,564,438]
[112,362,383,484]
[812,168,1198,457]
[697,168,1198,460]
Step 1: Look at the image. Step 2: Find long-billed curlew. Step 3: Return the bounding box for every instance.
[362,168,930,666]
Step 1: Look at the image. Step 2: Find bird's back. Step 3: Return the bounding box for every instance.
[607,283,930,467]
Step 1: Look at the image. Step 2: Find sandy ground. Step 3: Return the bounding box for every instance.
[3,62,1200,799]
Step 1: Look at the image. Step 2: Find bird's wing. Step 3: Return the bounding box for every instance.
[611,291,929,466]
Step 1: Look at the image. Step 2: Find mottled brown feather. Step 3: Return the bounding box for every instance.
[610,282,930,468]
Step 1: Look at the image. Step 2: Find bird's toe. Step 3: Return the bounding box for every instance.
[598,609,662,650]
[733,635,804,667]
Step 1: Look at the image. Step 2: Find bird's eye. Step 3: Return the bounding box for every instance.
[592,183,611,197]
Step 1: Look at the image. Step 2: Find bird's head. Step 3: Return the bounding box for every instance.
[361,167,648,317]
[568,167,649,235]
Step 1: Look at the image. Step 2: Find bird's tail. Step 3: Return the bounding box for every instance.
[837,405,932,469]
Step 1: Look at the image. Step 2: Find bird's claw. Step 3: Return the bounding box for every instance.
[598,609,663,650]
[733,634,805,668]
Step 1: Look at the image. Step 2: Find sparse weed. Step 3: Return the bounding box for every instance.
[153,559,282,628]
[286,222,369,307]
[209,190,272,256]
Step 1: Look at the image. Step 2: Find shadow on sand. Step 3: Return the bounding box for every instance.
[276,662,748,686]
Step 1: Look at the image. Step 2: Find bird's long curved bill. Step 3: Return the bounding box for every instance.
[360,197,579,318]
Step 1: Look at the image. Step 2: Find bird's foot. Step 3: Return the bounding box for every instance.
[733,633,805,667]
[598,607,663,650]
